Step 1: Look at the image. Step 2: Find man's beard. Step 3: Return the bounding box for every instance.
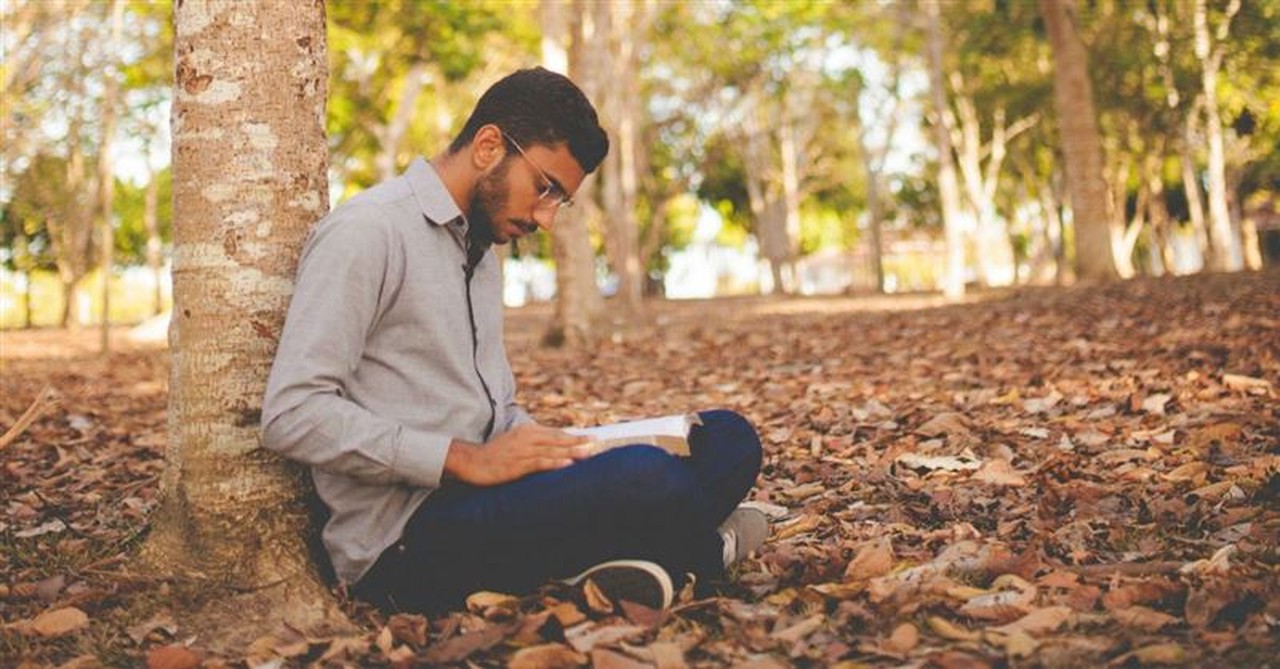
[467,157,510,248]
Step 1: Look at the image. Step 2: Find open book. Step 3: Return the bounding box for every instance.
[565,413,700,457]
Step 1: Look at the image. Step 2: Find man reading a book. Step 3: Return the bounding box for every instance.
[261,68,767,613]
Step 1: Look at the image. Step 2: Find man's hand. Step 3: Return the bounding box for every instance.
[444,424,594,486]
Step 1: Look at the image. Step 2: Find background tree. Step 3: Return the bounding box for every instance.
[143,0,344,647]
[1039,0,1119,282]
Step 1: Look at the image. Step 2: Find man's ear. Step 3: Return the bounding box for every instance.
[471,125,505,171]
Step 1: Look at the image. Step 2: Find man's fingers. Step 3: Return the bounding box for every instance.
[534,457,575,472]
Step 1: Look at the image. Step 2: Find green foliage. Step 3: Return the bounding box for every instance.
[113,168,171,265]
[327,0,536,193]
[1,153,73,274]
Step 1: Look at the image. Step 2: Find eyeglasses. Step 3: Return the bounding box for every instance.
[500,130,575,211]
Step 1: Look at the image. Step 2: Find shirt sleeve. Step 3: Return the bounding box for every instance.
[261,207,450,489]
[498,352,534,433]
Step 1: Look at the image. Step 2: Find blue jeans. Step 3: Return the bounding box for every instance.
[354,409,762,613]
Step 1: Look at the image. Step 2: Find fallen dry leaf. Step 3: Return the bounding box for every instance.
[509,643,588,669]
[884,622,920,654]
[145,645,200,669]
[972,458,1027,487]
[991,606,1074,636]
[843,538,894,582]
[590,648,653,669]
[1111,605,1178,632]
[771,614,824,645]
[1110,642,1187,665]
[31,606,89,637]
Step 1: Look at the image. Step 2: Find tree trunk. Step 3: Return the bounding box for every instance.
[923,0,966,298]
[143,168,164,315]
[1143,154,1177,275]
[144,0,345,650]
[777,106,802,294]
[542,0,603,346]
[599,1,645,312]
[97,0,124,354]
[1194,0,1242,272]
[376,62,428,182]
[1180,109,1210,264]
[865,168,886,293]
[1039,0,1118,282]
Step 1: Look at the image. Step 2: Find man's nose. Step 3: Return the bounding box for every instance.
[532,207,558,231]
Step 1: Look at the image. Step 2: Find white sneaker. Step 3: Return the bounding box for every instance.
[719,504,769,567]
[564,559,674,610]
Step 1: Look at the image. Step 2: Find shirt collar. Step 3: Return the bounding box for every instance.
[405,157,464,227]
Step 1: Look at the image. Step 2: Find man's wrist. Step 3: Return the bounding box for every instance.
[443,439,479,480]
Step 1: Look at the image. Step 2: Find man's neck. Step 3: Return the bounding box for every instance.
[429,151,473,219]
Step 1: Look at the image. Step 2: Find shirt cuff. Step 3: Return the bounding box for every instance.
[394,428,450,489]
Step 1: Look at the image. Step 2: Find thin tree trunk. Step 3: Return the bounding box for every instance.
[1143,154,1177,275]
[543,0,603,346]
[1194,0,1242,271]
[376,62,428,182]
[1180,108,1210,263]
[600,1,644,311]
[143,168,164,315]
[1040,0,1118,282]
[97,0,124,354]
[923,0,966,298]
[145,0,345,649]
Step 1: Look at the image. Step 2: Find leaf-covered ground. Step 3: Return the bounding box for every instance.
[2,270,1278,668]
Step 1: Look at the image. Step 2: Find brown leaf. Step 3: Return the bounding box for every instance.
[915,412,973,438]
[972,458,1026,487]
[648,641,687,669]
[583,578,615,614]
[145,645,200,669]
[771,614,824,644]
[958,589,1035,622]
[843,538,894,582]
[421,623,511,664]
[591,648,653,669]
[548,601,588,628]
[565,622,647,654]
[883,622,919,654]
[1110,643,1187,666]
[31,606,89,637]
[990,606,1074,636]
[1112,605,1178,632]
[388,612,429,647]
[926,616,981,642]
[509,643,588,669]
[466,590,519,618]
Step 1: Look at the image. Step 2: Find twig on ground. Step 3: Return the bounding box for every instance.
[0,386,60,450]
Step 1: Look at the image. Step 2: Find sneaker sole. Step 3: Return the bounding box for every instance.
[564,559,674,610]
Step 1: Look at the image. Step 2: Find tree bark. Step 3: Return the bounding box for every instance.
[97,0,124,354]
[542,0,604,346]
[923,0,966,298]
[1194,0,1242,271]
[1039,0,1118,282]
[144,0,345,650]
[599,0,647,312]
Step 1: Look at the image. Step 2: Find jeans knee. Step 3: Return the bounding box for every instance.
[602,445,699,507]
[698,409,763,472]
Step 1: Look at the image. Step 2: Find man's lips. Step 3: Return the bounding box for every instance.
[513,220,539,236]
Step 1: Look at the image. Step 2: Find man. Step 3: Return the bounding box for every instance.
[263,68,765,613]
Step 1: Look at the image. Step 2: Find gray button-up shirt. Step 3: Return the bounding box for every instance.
[262,158,531,584]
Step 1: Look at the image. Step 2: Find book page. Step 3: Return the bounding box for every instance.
[565,413,698,457]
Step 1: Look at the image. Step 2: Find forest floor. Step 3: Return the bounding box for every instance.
[1,270,1277,668]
